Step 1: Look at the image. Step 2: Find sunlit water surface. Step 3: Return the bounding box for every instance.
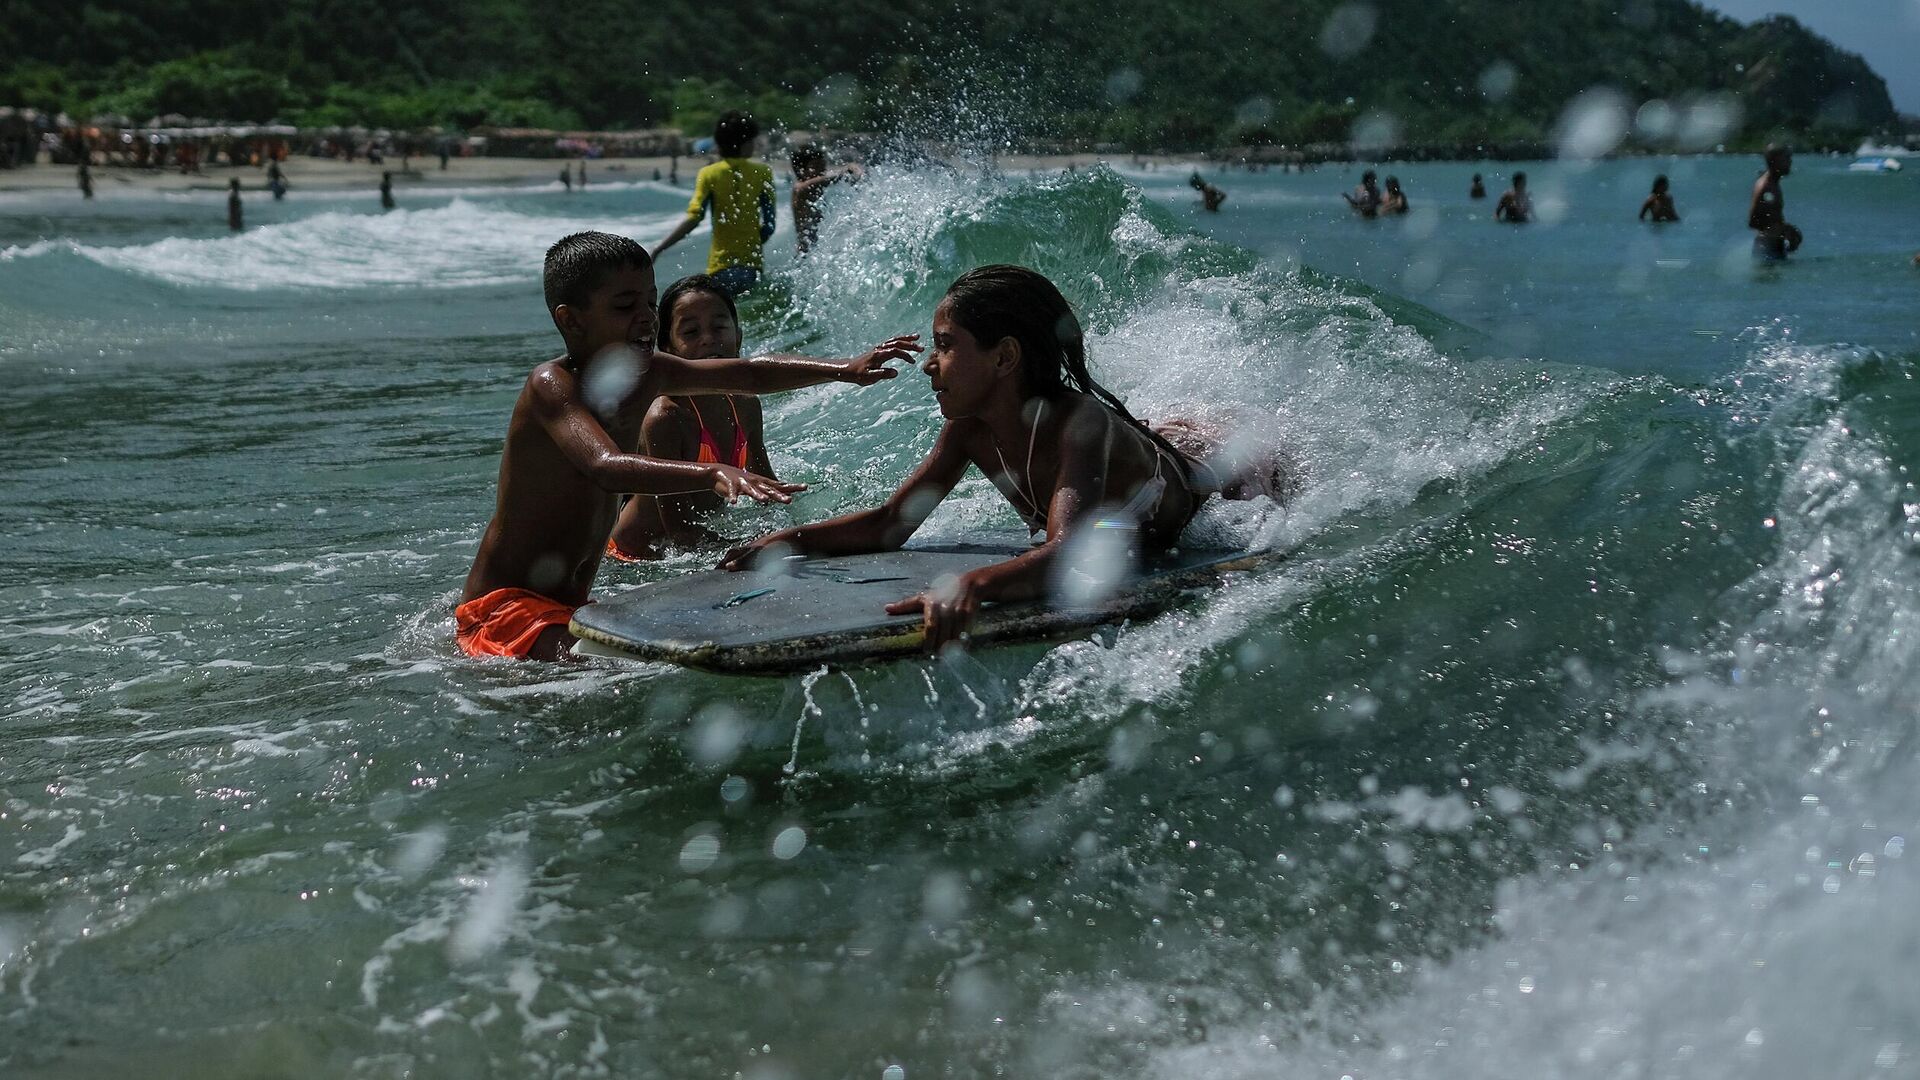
[2,156,1918,1077]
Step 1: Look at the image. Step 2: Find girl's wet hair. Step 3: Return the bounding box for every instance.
[1652,174,1669,193]
[942,264,1194,476]
[655,273,740,353]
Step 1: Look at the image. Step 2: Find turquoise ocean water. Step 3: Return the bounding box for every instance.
[2,154,1919,1076]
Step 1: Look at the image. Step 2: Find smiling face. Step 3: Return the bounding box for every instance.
[556,264,658,358]
[664,288,741,360]
[924,299,1017,420]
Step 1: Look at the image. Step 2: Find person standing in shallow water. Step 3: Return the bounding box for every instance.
[1749,145,1802,260]
[652,111,778,297]
[1188,172,1226,211]
[227,178,243,231]
[1494,172,1531,223]
[1469,173,1486,199]
[1639,175,1679,223]
[77,160,93,199]
[380,171,395,210]
[789,144,862,256]
[1380,176,1408,215]
[1343,170,1381,217]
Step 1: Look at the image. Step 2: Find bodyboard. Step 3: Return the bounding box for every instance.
[571,536,1285,673]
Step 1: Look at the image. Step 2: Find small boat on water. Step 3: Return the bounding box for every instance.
[1848,156,1904,173]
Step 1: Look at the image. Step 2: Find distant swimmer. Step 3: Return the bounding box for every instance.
[227,178,243,231]
[455,231,916,660]
[267,160,287,201]
[380,171,395,210]
[1381,176,1409,215]
[1494,172,1531,223]
[1469,173,1486,199]
[1749,145,1802,261]
[790,144,863,256]
[560,165,573,192]
[653,111,777,297]
[1639,174,1679,223]
[1189,172,1226,211]
[577,160,587,188]
[1343,170,1381,217]
[77,160,93,200]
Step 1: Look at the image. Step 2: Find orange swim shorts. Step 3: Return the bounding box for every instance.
[604,537,651,564]
[454,588,578,659]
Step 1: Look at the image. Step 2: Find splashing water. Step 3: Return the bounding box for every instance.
[2,153,1918,1077]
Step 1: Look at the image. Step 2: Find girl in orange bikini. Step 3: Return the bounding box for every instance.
[606,275,779,560]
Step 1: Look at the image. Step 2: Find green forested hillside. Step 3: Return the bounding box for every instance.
[0,0,1897,147]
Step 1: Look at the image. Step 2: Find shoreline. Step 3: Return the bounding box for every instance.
[0,152,1231,196]
[4,146,1877,197]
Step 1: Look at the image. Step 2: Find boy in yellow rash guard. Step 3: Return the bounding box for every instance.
[651,110,776,297]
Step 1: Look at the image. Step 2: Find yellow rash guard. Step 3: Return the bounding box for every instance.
[687,158,777,273]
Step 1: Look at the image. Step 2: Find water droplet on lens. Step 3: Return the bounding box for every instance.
[679,830,722,873]
[771,825,807,860]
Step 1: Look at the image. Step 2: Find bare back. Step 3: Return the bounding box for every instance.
[950,393,1198,548]
[1750,173,1783,231]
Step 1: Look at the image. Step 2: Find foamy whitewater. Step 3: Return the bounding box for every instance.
[1,155,1918,1077]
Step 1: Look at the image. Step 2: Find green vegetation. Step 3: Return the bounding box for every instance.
[0,0,1896,148]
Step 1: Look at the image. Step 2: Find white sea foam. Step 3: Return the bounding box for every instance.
[48,199,681,291]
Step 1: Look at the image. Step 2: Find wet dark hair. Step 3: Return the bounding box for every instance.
[942,264,1195,477]
[655,273,740,353]
[1361,170,1377,184]
[543,230,652,311]
[1652,174,1669,193]
[1385,175,1402,192]
[1513,171,1528,185]
[715,111,759,156]
[790,144,826,173]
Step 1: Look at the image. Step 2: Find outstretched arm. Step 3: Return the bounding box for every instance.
[719,420,972,569]
[529,366,802,503]
[648,335,921,397]
[652,214,700,260]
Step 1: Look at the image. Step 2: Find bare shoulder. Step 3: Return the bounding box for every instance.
[641,395,694,440]
[526,357,578,410]
[1054,393,1117,447]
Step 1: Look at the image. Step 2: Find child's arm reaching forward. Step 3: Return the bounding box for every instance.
[530,364,803,504]
[651,335,920,396]
[718,421,973,569]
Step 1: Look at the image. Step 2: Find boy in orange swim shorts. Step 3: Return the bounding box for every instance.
[458,231,919,660]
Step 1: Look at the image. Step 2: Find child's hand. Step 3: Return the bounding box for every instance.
[841,335,922,384]
[718,532,791,571]
[884,571,981,652]
[711,466,806,505]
